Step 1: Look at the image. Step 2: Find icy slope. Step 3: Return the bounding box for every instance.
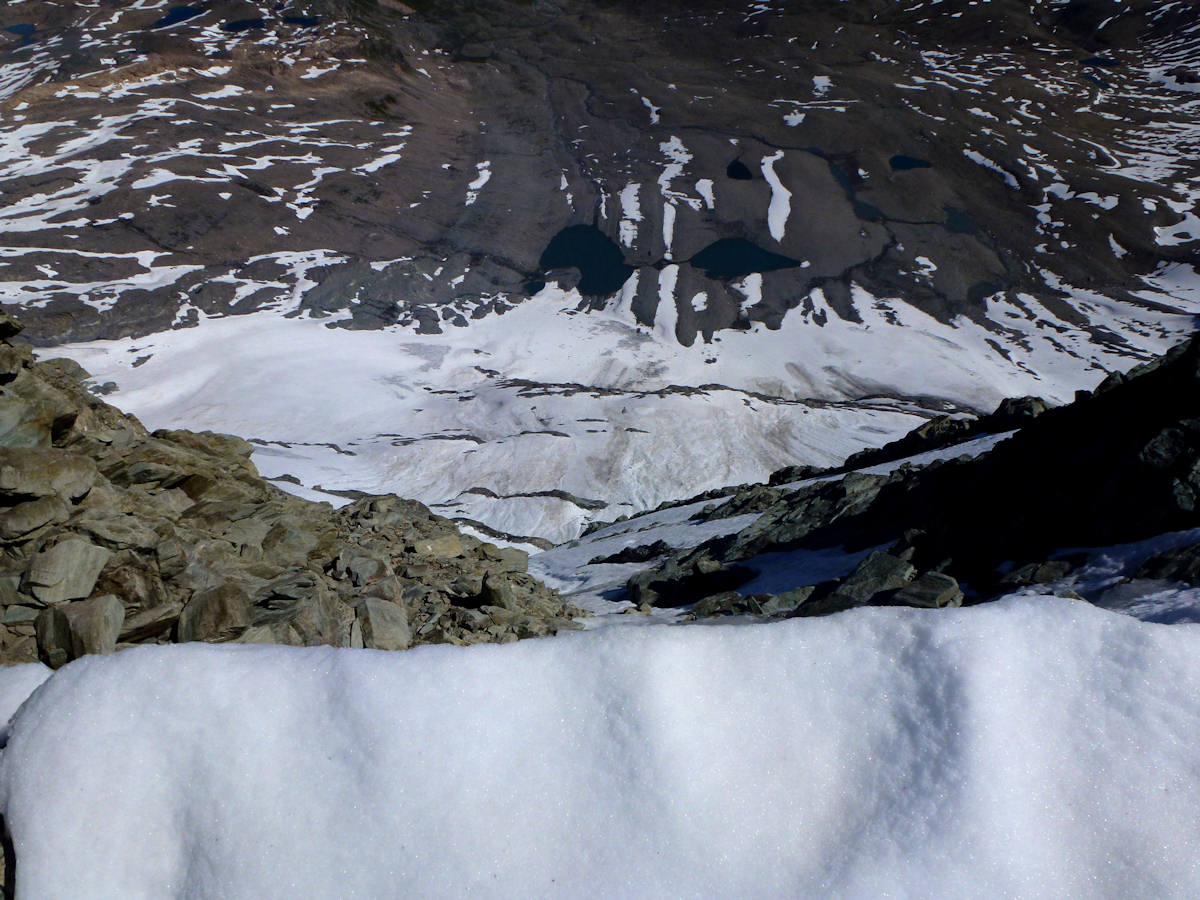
[3,597,1200,898]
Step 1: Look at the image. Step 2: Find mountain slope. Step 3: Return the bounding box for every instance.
[2,0,1199,538]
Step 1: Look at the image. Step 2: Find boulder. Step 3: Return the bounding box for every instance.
[177,583,253,642]
[760,586,816,615]
[991,396,1048,426]
[93,550,171,612]
[479,543,528,573]
[34,606,73,669]
[358,598,411,651]
[251,575,345,647]
[1,605,40,626]
[835,551,917,605]
[0,312,23,339]
[0,495,69,541]
[887,572,964,609]
[478,572,518,611]
[0,344,30,382]
[0,375,78,448]
[1000,559,1073,588]
[118,601,183,643]
[337,552,391,587]
[689,591,764,618]
[0,448,97,500]
[71,510,162,550]
[1140,428,1190,469]
[412,534,463,558]
[24,538,113,605]
[63,594,125,656]
[1137,541,1200,584]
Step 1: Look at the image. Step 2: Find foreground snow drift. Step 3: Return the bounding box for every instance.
[3,598,1200,898]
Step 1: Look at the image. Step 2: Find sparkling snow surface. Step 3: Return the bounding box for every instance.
[3,598,1200,898]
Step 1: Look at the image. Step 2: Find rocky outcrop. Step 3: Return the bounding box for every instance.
[835,396,1049,474]
[0,314,579,667]
[0,0,1196,369]
[765,394,1050,488]
[633,332,1200,617]
[1136,542,1200,584]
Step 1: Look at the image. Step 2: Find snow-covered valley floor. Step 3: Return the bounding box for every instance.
[48,265,1200,545]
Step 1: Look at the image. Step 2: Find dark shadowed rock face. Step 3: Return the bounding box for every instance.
[0,313,579,666]
[0,0,1195,364]
[633,330,1200,613]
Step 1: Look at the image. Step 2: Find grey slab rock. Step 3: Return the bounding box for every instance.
[0,448,97,500]
[177,583,253,643]
[337,551,391,587]
[761,586,816,616]
[412,534,464,558]
[477,572,518,611]
[118,601,183,643]
[34,606,73,669]
[25,538,113,605]
[72,510,162,550]
[63,594,125,656]
[888,572,964,609]
[479,544,528,573]
[0,495,69,541]
[689,592,764,618]
[2,605,41,626]
[835,552,917,605]
[358,598,411,651]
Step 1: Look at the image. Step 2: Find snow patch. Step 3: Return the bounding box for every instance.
[761,151,791,242]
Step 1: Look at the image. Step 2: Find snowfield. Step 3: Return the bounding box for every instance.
[3,597,1200,898]
[48,267,1200,543]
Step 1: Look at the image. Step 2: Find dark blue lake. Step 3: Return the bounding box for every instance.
[3,24,36,45]
[689,239,800,280]
[222,18,267,33]
[539,226,633,296]
[726,159,754,180]
[890,155,932,171]
[153,5,204,29]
